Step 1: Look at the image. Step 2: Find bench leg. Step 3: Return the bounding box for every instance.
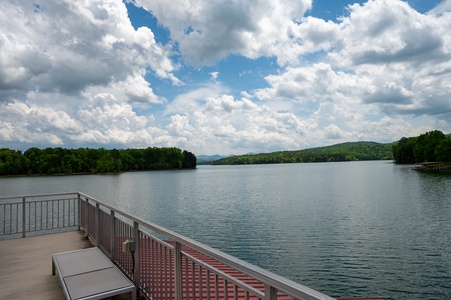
[52,259,55,276]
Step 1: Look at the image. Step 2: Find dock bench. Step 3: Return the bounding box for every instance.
[52,247,136,300]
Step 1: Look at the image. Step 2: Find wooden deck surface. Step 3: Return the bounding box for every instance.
[0,232,378,300]
[0,231,92,300]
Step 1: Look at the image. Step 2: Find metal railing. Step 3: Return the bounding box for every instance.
[0,193,79,239]
[0,192,335,300]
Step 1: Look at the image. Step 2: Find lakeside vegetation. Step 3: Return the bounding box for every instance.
[0,147,196,176]
[392,130,451,164]
[1,130,448,174]
[210,130,450,166]
[211,142,393,165]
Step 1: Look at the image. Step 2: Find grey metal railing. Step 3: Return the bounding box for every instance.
[0,192,335,300]
[0,193,79,239]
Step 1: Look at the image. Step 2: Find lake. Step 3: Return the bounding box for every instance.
[1,161,450,299]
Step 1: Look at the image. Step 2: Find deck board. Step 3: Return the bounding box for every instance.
[0,231,377,300]
[0,231,92,300]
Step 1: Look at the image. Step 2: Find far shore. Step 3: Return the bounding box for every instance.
[0,168,197,178]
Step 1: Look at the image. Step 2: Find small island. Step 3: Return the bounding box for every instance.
[392,130,451,171]
[0,147,197,176]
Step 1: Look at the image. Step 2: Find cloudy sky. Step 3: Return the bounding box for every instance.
[1,0,450,155]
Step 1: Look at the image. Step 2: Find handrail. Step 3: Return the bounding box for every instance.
[0,192,80,238]
[77,191,335,300]
[183,251,266,298]
[0,192,79,201]
[1,192,335,300]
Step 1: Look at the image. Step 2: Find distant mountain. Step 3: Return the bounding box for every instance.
[196,154,228,165]
[210,141,394,165]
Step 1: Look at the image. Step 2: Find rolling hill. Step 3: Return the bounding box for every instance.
[210,141,393,165]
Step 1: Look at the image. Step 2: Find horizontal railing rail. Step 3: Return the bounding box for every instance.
[0,193,80,239]
[1,192,335,300]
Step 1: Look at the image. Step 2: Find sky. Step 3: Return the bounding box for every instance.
[1,0,451,156]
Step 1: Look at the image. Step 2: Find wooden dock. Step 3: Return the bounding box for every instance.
[412,162,451,172]
[0,231,94,300]
[0,232,298,300]
[0,231,382,300]
[0,193,382,300]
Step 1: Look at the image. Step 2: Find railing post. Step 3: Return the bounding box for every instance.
[133,221,140,291]
[95,203,100,247]
[111,210,116,260]
[84,198,89,236]
[22,197,26,238]
[264,284,277,300]
[77,194,81,231]
[174,241,182,300]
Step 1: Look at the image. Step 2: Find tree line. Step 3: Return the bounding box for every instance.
[211,142,393,165]
[0,147,197,176]
[392,130,451,164]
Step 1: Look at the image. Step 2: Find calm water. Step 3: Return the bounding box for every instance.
[1,161,450,299]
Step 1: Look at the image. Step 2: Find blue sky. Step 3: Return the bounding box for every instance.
[1,0,450,155]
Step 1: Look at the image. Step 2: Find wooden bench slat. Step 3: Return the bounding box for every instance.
[52,247,136,300]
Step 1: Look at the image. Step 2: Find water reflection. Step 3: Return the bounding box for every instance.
[1,162,450,299]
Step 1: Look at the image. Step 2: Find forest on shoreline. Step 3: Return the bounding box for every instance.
[1,130,449,174]
[0,147,196,176]
[211,142,393,165]
[211,130,451,165]
[392,130,451,164]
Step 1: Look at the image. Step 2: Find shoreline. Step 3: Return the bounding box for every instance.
[0,168,197,178]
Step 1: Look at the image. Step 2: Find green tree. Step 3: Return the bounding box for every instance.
[435,139,451,162]
[118,150,134,170]
[413,130,446,162]
[392,137,416,164]
[96,152,113,173]
[110,149,122,172]
[0,146,196,175]
[213,142,393,165]
[182,150,197,169]
[63,154,83,174]
[0,149,26,175]
[24,147,42,174]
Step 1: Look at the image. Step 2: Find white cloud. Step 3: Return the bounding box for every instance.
[332,0,451,118]
[428,0,451,15]
[331,0,449,67]
[159,92,322,154]
[1,0,450,156]
[0,92,158,148]
[0,0,179,101]
[0,101,69,146]
[117,73,166,104]
[210,72,219,80]
[78,93,148,131]
[133,0,313,66]
[165,83,227,115]
[254,0,451,128]
[324,124,351,140]
[291,16,339,55]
